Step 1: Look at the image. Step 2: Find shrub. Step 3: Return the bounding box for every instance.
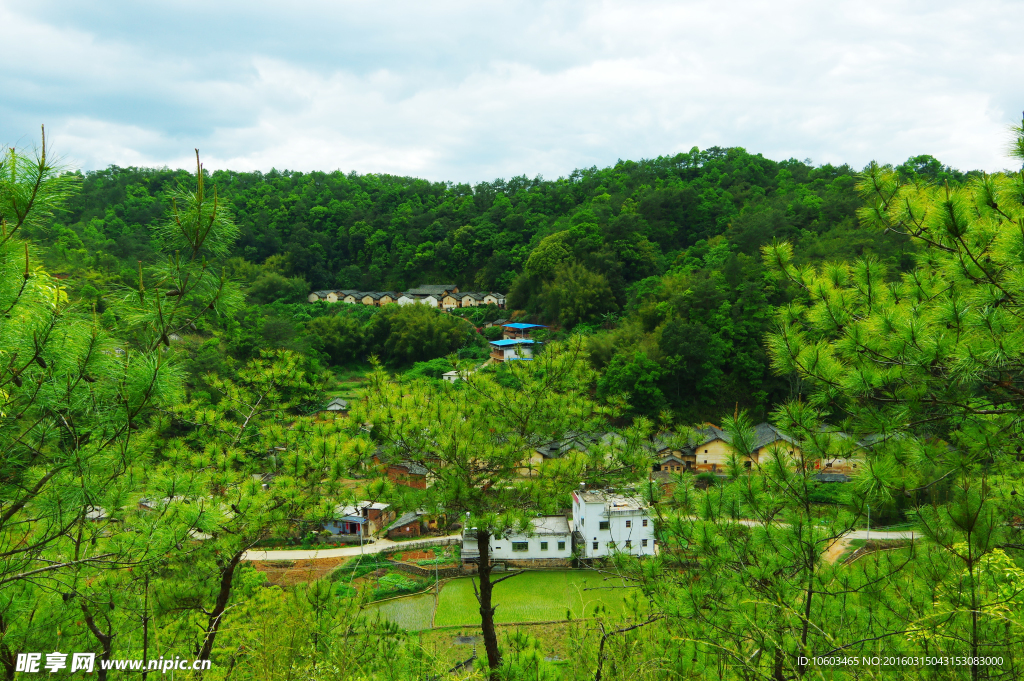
[695,472,718,488]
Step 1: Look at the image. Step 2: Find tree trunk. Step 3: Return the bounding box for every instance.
[196,549,245,666]
[476,529,502,677]
[80,603,113,681]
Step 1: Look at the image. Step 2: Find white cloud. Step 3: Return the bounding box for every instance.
[2,0,1022,180]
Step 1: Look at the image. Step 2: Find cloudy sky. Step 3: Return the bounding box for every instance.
[2,0,1021,182]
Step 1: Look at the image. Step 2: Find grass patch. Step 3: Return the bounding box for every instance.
[363,593,435,631]
[434,571,641,627]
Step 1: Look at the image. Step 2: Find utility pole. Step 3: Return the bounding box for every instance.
[866,504,870,544]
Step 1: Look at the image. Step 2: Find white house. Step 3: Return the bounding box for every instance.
[571,489,655,559]
[442,369,475,383]
[489,338,536,362]
[462,516,573,566]
[483,293,506,308]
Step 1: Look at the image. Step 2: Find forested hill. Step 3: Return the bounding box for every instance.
[38,148,974,420]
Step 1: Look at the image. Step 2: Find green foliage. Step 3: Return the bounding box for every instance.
[306,303,478,367]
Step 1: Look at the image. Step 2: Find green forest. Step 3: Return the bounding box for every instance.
[31,147,972,421]
[3,123,1024,681]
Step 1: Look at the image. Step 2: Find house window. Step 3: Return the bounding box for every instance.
[540,541,549,551]
[642,519,648,527]
[704,460,708,463]
[625,520,631,528]
[607,541,616,549]
[625,540,631,548]
[852,464,857,468]
[599,521,610,530]
[744,461,751,469]
[558,541,566,551]
[642,539,648,547]
[511,542,528,552]
[592,541,598,550]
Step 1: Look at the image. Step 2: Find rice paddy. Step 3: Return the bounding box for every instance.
[362,570,642,632]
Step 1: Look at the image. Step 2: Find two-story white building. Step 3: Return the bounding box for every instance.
[571,489,655,559]
[462,516,573,567]
[489,338,536,362]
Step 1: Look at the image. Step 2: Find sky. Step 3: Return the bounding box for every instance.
[2,0,1022,183]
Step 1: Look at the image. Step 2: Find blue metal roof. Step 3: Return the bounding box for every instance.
[502,323,547,330]
[490,339,536,346]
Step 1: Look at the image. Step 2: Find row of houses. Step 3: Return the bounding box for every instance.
[308,284,506,309]
[461,488,656,567]
[649,423,862,480]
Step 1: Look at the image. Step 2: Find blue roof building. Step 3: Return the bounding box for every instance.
[489,338,538,362]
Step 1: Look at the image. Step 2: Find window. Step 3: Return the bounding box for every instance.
[511,542,528,552]
[744,461,751,469]
[540,541,548,551]
[592,541,598,550]
[607,541,616,549]
[641,539,648,547]
[704,460,708,463]
[599,521,610,530]
[642,519,648,527]
[581,518,584,526]
[558,541,566,551]
[625,520,631,528]
[625,540,631,548]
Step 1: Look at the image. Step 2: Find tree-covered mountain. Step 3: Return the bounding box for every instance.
[31,148,975,419]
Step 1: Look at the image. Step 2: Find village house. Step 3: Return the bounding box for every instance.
[308,289,358,303]
[519,432,622,477]
[459,292,487,307]
[489,338,536,362]
[387,511,427,539]
[406,284,458,297]
[502,322,546,340]
[483,293,506,308]
[691,422,802,473]
[386,460,429,489]
[359,292,397,306]
[647,433,696,473]
[308,290,332,303]
[341,292,361,304]
[324,501,394,540]
[318,397,349,419]
[462,516,573,567]
[571,489,656,559]
[441,292,461,310]
[484,318,509,328]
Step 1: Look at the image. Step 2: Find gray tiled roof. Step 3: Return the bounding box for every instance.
[323,397,349,411]
[387,511,422,532]
[406,284,455,296]
[695,423,796,450]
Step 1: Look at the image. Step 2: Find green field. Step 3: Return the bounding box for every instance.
[363,570,642,631]
[364,592,436,631]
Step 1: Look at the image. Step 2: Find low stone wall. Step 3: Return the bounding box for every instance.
[503,558,572,569]
[378,536,460,555]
